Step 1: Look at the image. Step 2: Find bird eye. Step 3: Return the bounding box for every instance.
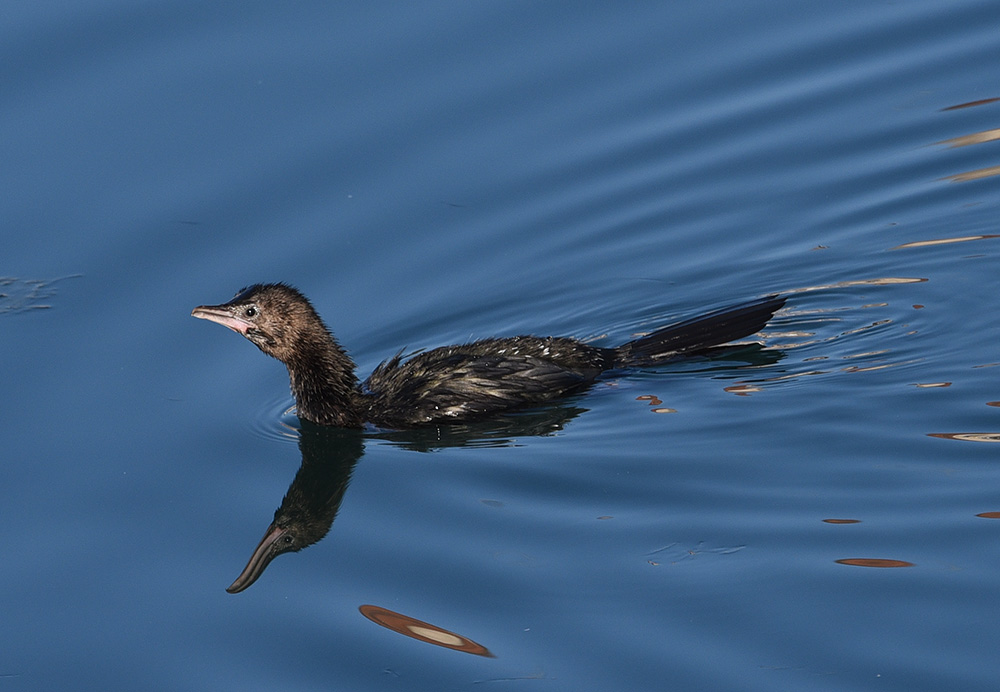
[244,306,258,318]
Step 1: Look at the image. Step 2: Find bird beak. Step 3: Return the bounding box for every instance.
[191,304,250,335]
[226,523,291,594]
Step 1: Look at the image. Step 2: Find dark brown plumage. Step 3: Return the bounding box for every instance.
[192,283,784,429]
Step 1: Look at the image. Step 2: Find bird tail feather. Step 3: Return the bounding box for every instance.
[614,295,785,366]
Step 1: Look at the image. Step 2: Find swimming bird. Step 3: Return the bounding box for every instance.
[192,283,784,429]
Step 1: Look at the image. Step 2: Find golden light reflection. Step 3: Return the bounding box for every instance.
[835,558,914,568]
[359,605,494,657]
[843,350,889,359]
[635,394,676,412]
[928,433,1000,443]
[724,384,762,395]
[731,292,926,387]
[943,165,1000,182]
[912,382,951,388]
[935,97,1000,180]
[938,128,1000,148]
[786,278,927,293]
[892,235,1000,250]
[842,361,913,373]
[941,97,1000,111]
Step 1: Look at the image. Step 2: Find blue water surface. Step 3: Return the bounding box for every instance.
[3,0,1000,690]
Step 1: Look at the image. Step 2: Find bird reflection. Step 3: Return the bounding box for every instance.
[369,403,587,451]
[226,345,786,592]
[227,423,363,593]
[226,406,587,592]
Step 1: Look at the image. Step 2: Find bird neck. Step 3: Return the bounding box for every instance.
[285,335,364,428]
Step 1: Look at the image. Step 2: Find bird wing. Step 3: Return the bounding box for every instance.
[363,349,590,426]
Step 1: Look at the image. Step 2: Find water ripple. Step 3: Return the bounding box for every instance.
[241,394,300,444]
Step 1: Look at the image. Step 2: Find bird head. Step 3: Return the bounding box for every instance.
[191,283,326,364]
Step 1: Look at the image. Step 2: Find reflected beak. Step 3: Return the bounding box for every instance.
[226,523,292,594]
[191,304,250,335]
